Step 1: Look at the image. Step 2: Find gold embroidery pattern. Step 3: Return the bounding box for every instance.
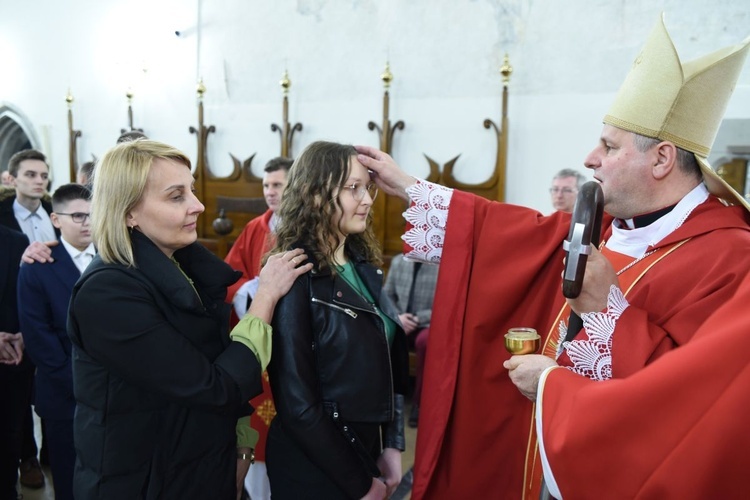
[255,399,277,427]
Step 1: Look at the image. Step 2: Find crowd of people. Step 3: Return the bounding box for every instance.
[1,14,749,500]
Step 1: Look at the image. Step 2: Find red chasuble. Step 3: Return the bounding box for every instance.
[224,208,276,462]
[412,191,750,500]
[539,275,750,499]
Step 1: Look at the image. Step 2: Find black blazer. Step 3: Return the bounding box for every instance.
[0,226,33,373]
[68,230,263,500]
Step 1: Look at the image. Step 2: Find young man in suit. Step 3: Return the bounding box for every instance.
[18,183,94,500]
[1,149,58,488]
[0,225,31,499]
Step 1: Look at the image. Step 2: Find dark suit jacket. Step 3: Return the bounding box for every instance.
[0,188,59,238]
[0,226,33,373]
[18,242,79,419]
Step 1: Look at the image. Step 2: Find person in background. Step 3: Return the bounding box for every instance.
[17,183,94,500]
[1,170,12,186]
[266,141,408,499]
[0,149,55,490]
[20,133,148,265]
[0,149,57,244]
[226,157,293,321]
[0,225,31,500]
[224,156,293,500]
[355,16,750,499]
[76,161,95,188]
[383,253,439,428]
[67,139,312,499]
[116,130,148,143]
[549,168,586,213]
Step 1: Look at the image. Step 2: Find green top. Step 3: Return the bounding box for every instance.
[236,417,259,449]
[337,261,397,346]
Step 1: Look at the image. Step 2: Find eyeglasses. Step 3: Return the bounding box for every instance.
[56,212,90,224]
[340,182,378,202]
[549,187,577,195]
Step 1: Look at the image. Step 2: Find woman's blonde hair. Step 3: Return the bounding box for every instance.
[91,139,191,267]
[271,141,381,271]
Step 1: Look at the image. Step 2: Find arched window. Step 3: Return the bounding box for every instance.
[0,104,39,176]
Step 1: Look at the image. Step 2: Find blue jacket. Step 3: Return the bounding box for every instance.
[18,242,80,420]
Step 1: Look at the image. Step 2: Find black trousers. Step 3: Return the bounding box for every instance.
[0,360,34,500]
[43,417,75,500]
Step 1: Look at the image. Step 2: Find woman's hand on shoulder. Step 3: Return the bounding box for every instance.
[21,240,57,264]
[250,249,313,323]
[257,248,313,302]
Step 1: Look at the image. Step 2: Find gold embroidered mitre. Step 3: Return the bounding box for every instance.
[604,14,750,210]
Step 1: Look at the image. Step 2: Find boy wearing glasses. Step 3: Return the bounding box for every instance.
[17,183,94,500]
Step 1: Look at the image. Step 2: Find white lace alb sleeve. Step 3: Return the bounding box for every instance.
[403,179,453,263]
[561,285,630,381]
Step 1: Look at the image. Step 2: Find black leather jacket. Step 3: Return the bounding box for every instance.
[268,249,409,498]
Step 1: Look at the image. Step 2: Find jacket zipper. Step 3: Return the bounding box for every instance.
[338,300,395,421]
[311,297,358,318]
[314,293,396,420]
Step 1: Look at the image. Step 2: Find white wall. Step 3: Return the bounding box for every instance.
[0,0,747,212]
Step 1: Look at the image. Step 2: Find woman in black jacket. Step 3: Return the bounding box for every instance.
[266,141,409,499]
[67,139,311,499]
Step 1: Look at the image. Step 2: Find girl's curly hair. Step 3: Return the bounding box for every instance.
[269,141,382,271]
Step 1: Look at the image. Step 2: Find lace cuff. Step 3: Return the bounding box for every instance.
[561,285,629,381]
[402,179,453,262]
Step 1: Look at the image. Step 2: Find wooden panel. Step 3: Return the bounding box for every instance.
[193,68,510,263]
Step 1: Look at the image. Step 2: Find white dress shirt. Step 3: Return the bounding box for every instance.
[13,198,56,243]
[60,238,96,274]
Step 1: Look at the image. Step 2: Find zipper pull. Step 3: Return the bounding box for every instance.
[344,308,357,318]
